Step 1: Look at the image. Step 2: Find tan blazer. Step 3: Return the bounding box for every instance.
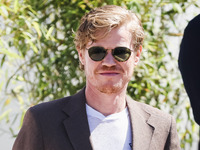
[13,88,181,150]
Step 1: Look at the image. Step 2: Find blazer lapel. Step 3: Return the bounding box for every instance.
[126,96,157,150]
[62,88,93,150]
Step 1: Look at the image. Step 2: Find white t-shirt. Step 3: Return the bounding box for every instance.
[86,104,132,150]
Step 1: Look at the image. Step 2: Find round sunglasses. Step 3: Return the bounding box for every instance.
[87,46,134,62]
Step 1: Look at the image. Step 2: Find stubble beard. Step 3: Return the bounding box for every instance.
[97,80,124,94]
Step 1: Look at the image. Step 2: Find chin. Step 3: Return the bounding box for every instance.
[97,82,124,94]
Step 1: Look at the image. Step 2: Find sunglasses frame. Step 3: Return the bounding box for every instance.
[87,46,134,62]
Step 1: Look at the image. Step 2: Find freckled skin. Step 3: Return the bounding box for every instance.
[79,25,141,94]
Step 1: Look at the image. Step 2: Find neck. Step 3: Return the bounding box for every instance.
[85,85,127,116]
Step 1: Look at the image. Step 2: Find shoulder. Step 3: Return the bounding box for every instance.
[127,97,174,130]
[137,101,173,124]
[136,101,171,119]
[25,96,72,124]
[128,97,171,119]
[133,101,177,133]
[30,96,71,113]
[27,87,86,120]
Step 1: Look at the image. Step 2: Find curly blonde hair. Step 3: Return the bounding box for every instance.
[74,5,144,69]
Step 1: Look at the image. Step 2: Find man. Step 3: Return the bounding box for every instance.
[13,5,181,150]
[178,14,200,149]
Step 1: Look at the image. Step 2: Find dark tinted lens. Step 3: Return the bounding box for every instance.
[88,46,106,61]
[113,47,131,62]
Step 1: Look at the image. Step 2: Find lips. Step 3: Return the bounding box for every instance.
[95,66,124,76]
[98,71,120,76]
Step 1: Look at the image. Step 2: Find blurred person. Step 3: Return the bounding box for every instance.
[13,5,181,150]
[178,14,200,149]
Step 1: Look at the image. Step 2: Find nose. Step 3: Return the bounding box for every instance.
[101,51,116,67]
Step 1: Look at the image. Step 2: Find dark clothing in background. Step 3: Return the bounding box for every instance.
[178,14,200,150]
[178,14,200,126]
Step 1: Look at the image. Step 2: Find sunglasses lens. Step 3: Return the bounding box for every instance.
[113,47,131,62]
[88,47,106,61]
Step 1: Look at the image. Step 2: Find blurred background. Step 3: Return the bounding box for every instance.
[0,0,200,149]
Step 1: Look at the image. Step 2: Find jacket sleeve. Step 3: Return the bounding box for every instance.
[12,108,44,150]
[164,116,181,150]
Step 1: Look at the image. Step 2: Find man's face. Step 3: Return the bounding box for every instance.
[78,24,142,94]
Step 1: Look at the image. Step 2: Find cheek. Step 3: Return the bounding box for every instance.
[125,66,133,76]
[124,60,135,76]
[84,58,97,75]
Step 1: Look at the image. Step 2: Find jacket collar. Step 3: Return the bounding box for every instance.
[126,96,157,150]
[62,88,93,150]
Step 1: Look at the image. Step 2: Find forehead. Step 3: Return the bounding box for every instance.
[87,24,132,48]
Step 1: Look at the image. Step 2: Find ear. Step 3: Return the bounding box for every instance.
[77,46,85,65]
[134,45,142,66]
